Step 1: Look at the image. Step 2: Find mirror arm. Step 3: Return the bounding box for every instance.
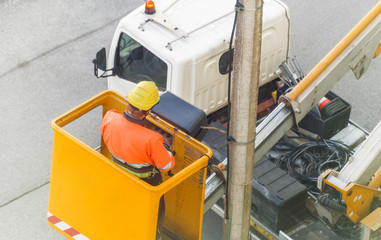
[93,58,115,78]
[92,59,99,78]
[100,69,115,78]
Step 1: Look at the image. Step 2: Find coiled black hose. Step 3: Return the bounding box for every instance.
[274,139,353,194]
[318,194,347,213]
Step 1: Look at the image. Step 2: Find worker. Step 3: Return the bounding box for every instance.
[100,81,175,239]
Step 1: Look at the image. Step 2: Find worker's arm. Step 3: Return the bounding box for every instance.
[150,135,175,172]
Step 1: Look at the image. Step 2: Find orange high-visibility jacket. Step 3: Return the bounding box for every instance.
[100,110,175,172]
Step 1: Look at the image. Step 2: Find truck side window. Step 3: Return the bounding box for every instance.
[115,33,168,91]
[219,49,234,75]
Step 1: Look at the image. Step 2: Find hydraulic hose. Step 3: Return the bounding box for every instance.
[318,194,347,213]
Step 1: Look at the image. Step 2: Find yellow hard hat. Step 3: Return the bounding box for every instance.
[126,81,160,110]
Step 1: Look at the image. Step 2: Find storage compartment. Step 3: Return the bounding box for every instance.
[298,92,351,139]
[152,91,208,140]
[251,158,308,232]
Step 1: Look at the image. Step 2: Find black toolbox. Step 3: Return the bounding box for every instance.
[252,158,308,232]
[298,92,351,139]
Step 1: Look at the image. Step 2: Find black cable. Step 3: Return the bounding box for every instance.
[318,194,346,213]
[225,0,241,222]
[274,139,353,192]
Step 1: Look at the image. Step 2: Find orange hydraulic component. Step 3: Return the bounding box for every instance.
[340,183,381,223]
[285,1,381,102]
[48,90,212,240]
[320,170,381,224]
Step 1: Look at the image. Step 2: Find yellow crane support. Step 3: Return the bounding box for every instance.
[285,1,381,102]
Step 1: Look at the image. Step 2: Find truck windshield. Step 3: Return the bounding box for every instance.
[115,33,168,91]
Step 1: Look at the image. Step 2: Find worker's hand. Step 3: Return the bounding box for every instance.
[164,143,172,151]
[164,143,176,156]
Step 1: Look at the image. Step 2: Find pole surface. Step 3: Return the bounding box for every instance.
[225,0,263,239]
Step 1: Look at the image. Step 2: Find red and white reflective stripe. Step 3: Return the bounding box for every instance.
[47,212,89,240]
[318,97,331,111]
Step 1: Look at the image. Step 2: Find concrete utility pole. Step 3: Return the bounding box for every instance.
[224,0,263,239]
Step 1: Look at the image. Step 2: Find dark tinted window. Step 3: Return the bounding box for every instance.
[115,33,168,91]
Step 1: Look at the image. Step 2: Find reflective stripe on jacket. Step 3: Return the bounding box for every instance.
[100,110,175,172]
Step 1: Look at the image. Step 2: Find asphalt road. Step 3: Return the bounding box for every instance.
[0,0,380,239]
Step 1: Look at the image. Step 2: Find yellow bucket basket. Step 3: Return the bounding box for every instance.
[48,90,212,240]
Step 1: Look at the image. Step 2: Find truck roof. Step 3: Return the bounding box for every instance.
[118,0,234,54]
[109,0,289,113]
[118,0,288,54]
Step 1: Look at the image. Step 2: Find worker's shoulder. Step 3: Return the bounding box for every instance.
[140,125,163,140]
[106,109,121,115]
[103,109,122,119]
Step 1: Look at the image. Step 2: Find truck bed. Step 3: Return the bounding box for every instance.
[202,119,368,240]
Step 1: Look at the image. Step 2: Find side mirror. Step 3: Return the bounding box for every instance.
[93,48,114,78]
[96,48,107,71]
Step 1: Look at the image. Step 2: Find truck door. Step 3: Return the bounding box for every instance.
[109,32,171,95]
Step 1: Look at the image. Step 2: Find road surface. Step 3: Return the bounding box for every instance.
[0,0,380,239]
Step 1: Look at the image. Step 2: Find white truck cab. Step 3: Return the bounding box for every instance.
[94,0,290,115]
